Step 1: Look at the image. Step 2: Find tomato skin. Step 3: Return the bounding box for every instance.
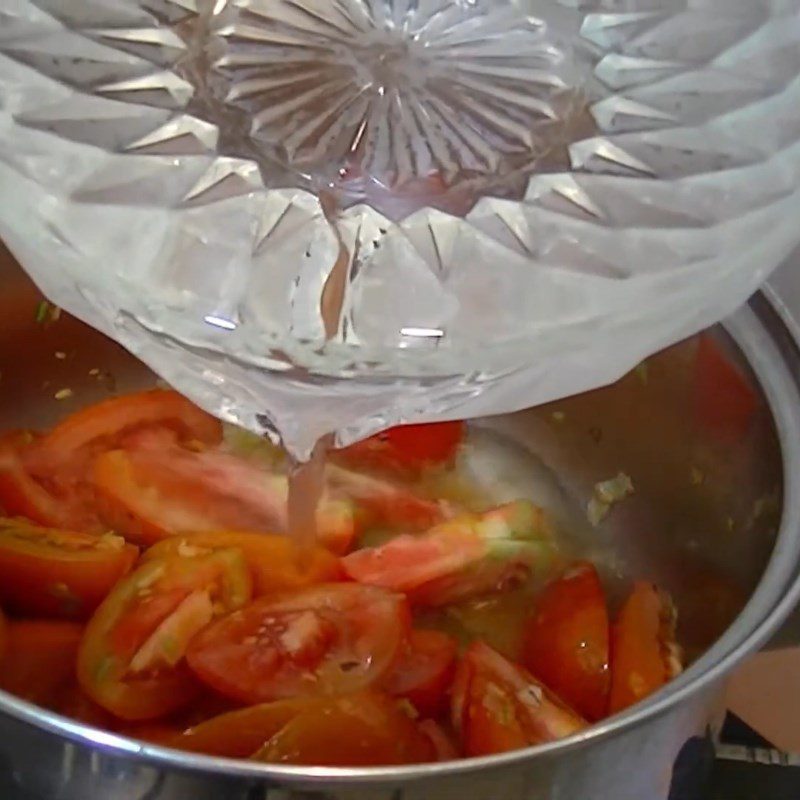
[694,334,758,442]
[77,550,252,721]
[453,642,587,757]
[0,620,84,707]
[608,582,682,714]
[521,562,610,721]
[253,692,435,766]
[26,389,222,476]
[336,422,465,478]
[143,532,342,595]
[383,629,457,717]
[91,447,356,553]
[0,522,138,619]
[186,583,410,705]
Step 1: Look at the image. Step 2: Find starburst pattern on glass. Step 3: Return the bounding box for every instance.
[206,0,579,199]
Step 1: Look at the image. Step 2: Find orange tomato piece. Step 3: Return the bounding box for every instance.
[91,447,355,553]
[143,532,341,595]
[0,521,138,619]
[175,697,323,757]
[26,389,222,476]
[608,581,682,714]
[253,692,435,766]
[521,562,610,721]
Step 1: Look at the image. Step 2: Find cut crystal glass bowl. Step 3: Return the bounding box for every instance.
[1,0,799,456]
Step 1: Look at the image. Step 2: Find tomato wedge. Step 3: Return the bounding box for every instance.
[521,562,610,721]
[383,629,457,717]
[77,549,252,720]
[452,641,587,757]
[26,389,222,476]
[0,620,83,707]
[0,521,138,619]
[144,532,342,595]
[91,446,355,552]
[252,691,435,766]
[186,583,410,704]
[176,697,322,757]
[343,501,554,606]
[336,422,465,478]
[608,582,682,714]
[0,435,92,530]
[327,464,444,531]
[693,334,758,442]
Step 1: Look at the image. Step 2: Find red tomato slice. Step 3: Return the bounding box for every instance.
[693,334,758,442]
[0,436,93,530]
[77,549,252,720]
[144,532,342,595]
[521,562,610,721]
[383,629,457,717]
[26,389,222,476]
[452,641,587,757]
[0,522,138,619]
[336,422,465,477]
[186,583,410,705]
[253,692,435,766]
[0,620,84,707]
[343,502,553,606]
[91,446,355,553]
[608,582,682,714]
[326,464,445,531]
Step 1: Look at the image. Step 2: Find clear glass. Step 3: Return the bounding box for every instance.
[1,0,799,457]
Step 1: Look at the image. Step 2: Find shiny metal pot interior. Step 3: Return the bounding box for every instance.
[1,240,800,800]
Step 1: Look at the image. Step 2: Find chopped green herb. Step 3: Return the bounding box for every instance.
[35,300,50,324]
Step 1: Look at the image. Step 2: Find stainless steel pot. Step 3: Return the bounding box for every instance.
[0,240,799,800]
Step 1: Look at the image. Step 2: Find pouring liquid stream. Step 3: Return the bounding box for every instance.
[286,200,350,556]
[287,435,331,560]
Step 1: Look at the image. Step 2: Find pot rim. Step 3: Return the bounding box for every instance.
[1,293,800,785]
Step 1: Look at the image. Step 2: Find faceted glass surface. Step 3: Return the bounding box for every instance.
[1,0,799,456]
